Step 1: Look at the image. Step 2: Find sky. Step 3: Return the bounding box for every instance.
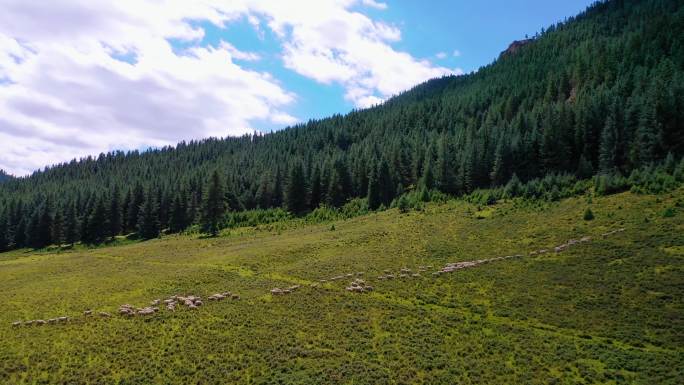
[0,0,594,176]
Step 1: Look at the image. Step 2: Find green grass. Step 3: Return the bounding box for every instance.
[1,189,683,384]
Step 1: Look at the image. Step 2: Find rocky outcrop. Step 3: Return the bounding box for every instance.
[501,39,534,57]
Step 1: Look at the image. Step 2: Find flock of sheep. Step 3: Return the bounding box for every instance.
[12,227,627,328]
[270,285,301,295]
[270,227,626,296]
[12,291,240,327]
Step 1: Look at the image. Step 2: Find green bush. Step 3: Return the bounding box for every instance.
[583,207,595,221]
[396,195,410,213]
[661,207,676,218]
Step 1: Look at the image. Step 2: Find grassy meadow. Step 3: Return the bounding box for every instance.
[0,189,682,384]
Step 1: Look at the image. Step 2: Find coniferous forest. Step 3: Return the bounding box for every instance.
[1,0,683,252]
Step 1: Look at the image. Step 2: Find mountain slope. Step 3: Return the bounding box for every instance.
[0,0,683,251]
[1,188,682,384]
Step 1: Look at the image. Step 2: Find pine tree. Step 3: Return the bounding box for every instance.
[285,162,308,216]
[201,170,226,236]
[225,182,241,212]
[187,191,200,225]
[121,189,131,233]
[421,153,435,190]
[13,217,26,249]
[87,196,108,244]
[272,167,283,208]
[127,184,144,232]
[137,189,160,240]
[377,159,394,207]
[37,200,53,247]
[157,187,171,230]
[599,110,619,173]
[109,187,122,238]
[52,208,64,246]
[255,172,272,209]
[309,165,322,210]
[367,162,381,210]
[64,203,79,246]
[326,159,352,207]
[169,192,188,233]
[26,208,41,248]
[577,154,594,179]
[631,100,662,167]
[436,134,457,193]
[0,210,10,252]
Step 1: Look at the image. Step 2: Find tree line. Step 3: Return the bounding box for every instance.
[1,0,683,251]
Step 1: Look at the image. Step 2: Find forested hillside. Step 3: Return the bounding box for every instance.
[0,170,12,183]
[1,0,683,251]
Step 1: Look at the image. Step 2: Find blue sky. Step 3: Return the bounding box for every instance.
[198,0,595,126]
[0,0,595,175]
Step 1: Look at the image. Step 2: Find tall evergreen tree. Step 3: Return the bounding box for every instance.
[127,184,144,233]
[436,134,458,193]
[201,170,226,236]
[137,189,160,240]
[599,109,619,172]
[169,191,188,233]
[0,210,10,252]
[309,165,322,210]
[13,217,26,249]
[86,196,108,244]
[52,207,64,246]
[367,161,381,211]
[285,162,308,216]
[376,159,394,207]
[64,203,79,246]
[121,189,131,234]
[37,199,53,247]
[326,158,352,207]
[109,187,122,238]
[26,208,42,248]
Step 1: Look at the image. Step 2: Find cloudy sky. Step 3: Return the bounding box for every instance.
[0,0,593,176]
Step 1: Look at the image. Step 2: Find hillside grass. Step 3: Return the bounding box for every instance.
[0,189,682,384]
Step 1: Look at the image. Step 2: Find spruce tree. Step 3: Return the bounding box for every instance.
[255,172,272,209]
[26,209,41,248]
[37,200,53,247]
[87,196,108,244]
[577,154,594,179]
[127,184,144,233]
[0,210,10,252]
[52,208,64,247]
[109,187,122,238]
[377,159,394,207]
[64,203,79,246]
[436,134,457,193]
[326,159,351,208]
[13,217,26,249]
[309,166,322,210]
[169,192,188,233]
[367,163,381,210]
[272,167,283,208]
[121,189,131,233]
[599,111,619,172]
[285,162,308,216]
[201,170,226,237]
[137,190,160,240]
[631,101,662,167]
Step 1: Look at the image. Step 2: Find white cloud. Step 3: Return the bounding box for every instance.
[453,49,462,57]
[0,0,460,175]
[250,0,457,108]
[0,0,294,175]
[361,0,388,10]
[436,52,447,59]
